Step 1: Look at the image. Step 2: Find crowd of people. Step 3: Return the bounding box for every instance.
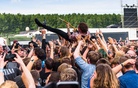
[0,18,138,88]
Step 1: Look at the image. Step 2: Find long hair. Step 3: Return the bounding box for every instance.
[93,64,119,88]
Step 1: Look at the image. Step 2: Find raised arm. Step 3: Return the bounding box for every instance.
[108,37,118,53]
[27,48,34,58]
[41,29,46,53]
[27,55,39,71]
[66,22,71,37]
[96,31,108,53]
[91,39,100,51]
[0,53,6,85]
[83,43,93,62]
[73,41,84,59]
[73,40,90,71]
[14,53,36,88]
[3,40,10,52]
[49,41,54,59]
[99,29,106,45]
[112,59,135,74]
[56,39,61,46]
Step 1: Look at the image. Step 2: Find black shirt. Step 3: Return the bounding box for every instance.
[3,68,21,81]
[40,68,51,86]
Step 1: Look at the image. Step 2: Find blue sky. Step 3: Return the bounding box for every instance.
[0,0,137,14]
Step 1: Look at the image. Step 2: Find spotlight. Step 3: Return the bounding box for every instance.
[126,4,129,8]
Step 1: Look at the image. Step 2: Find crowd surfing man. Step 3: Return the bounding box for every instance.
[35,18,90,43]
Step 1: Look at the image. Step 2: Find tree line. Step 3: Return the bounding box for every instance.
[0,13,121,34]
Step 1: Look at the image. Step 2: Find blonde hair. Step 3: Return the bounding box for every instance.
[112,51,125,65]
[60,68,78,81]
[58,63,71,73]
[93,64,119,88]
[0,80,18,88]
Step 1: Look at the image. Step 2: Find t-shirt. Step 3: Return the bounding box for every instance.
[14,75,25,88]
[14,75,42,88]
[3,68,21,81]
[119,70,138,88]
[72,66,82,86]
[40,68,51,86]
[36,85,42,88]
[75,56,96,88]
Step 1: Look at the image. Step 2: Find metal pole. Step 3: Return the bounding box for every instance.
[121,0,124,28]
[135,0,138,28]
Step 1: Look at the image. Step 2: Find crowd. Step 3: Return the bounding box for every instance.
[0,18,138,88]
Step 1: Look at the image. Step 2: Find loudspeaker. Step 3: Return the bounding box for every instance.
[124,8,138,28]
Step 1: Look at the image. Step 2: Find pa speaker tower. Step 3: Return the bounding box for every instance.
[124,8,138,28]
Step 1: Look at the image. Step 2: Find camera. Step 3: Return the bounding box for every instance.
[5,52,16,61]
[90,35,97,40]
[28,41,38,48]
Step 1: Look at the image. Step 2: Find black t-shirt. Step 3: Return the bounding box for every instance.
[72,66,82,86]
[40,68,51,86]
[3,68,21,81]
[52,61,61,72]
[14,75,43,88]
[14,75,25,88]
[36,85,42,88]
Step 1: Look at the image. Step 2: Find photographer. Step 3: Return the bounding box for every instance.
[0,53,19,88]
[15,48,26,59]
[28,41,38,49]
[4,47,27,69]
[1,53,21,81]
[11,41,27,60]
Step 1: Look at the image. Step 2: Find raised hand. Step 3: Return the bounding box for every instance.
[123,59,136,66]
[76,34,82,41]
[31,55,39,62]
[95,30,99,36]
[87,43,93,49]
[0,53,6,68]
[32,37,37,42]
[99,29,103,36]
[3,40,6,45]
[113,39,118,44]
[14,53,24,65]
[78,40,84,46]
[56,39,61,45]
[71,42,78,48]
[108,37,114,44]
[49,41,54,48]
[84,35,89,41]
[41,29,46,35]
